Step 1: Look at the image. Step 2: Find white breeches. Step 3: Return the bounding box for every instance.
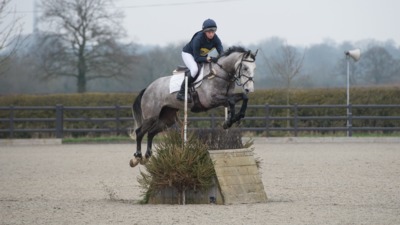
[181,52,198,78]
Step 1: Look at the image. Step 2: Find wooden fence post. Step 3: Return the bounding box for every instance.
[294,104,298,137]
[265,104,269,137]
[211,112,216,129]
[348,104,353,137]
[55,104,63,138]
[9,106,14,138]
[115,105,120,135]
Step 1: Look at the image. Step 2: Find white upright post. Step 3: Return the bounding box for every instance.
[184,74,188,144]
[346,58,350,137]
[344,49,360,137]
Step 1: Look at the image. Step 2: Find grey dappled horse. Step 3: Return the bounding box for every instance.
[130,46,257,167]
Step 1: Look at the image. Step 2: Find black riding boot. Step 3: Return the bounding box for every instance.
[176,71,194,103]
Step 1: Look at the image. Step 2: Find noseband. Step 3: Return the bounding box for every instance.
[214,52,255,89]
[234,54,255,87]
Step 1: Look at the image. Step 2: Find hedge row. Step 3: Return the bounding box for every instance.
[0,93,137,107]
[249,87,400,105]
[239,87,400,133]
[1,87,400,107]
[0,93,137,138]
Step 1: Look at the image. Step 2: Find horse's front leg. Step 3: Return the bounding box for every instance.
[223,93,248,129]
[233,93,248,122]
[223,97,236,129]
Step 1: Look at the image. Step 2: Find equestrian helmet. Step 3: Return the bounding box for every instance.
[202,19,217,32]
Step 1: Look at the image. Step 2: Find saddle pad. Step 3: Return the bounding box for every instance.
[169,66,204,94]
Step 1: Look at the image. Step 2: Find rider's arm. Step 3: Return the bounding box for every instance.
[214,34,223,55]
[192,35,208,63]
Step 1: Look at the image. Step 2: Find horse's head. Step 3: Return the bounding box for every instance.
[234,49,258,94]
[217,46,258,94]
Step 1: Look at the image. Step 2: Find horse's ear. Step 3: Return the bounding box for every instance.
[248,49,258,61]
[254,49,259,58]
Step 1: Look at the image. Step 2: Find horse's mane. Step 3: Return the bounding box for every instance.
[220,46,255,60]
[220,46,248,57]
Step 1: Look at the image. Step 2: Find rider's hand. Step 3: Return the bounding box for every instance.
[207,56,218,63]
[210,57,218,63]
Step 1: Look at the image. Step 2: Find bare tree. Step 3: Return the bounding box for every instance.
[38,0,135,93]
[0,0,23,75]
[136,44,183,87]
[261,43,305,129]
[359,46,400,85]
[263,43,305,105]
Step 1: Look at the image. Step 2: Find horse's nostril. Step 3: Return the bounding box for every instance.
[245,89,249,93]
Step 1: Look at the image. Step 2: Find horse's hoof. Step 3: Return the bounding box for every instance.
[140,157,149,165]
[129,158,140,168]
[145,151,152,159]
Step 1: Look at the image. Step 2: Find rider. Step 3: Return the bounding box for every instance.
[177,18,224,102]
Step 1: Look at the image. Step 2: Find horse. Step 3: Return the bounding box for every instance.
[130,46,258,167]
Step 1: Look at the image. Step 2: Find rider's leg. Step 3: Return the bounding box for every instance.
[176,70,195,102]
[177,52,198,102]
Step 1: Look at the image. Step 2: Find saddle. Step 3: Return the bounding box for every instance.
[173,65,190,73]
[172,63,207,113]
[173,63,202,79]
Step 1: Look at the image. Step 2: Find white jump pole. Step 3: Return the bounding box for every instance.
[183,74,188,145]
[346,58,350,137]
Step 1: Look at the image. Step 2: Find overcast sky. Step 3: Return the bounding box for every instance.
[8,0,400,47]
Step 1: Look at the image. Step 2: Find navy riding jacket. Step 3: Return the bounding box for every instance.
[182,31,223,63]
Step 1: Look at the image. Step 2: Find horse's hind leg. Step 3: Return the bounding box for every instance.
[130,125,147,167]
[138,120,164,165]
[144,108,178,159]
[134,127,145,158]
[145,127,163,158]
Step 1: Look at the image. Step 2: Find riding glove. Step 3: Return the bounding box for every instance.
[210,57,218,63]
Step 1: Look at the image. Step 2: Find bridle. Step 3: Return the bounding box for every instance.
[233,54,255,87]
[213,51,257,89]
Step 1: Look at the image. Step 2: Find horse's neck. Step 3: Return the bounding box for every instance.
[217,53,242,75]
[201,53,241,91]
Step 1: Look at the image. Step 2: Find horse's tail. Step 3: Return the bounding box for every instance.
[130,88,146,140]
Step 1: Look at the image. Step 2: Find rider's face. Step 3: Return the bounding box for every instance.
[205,30,215,39]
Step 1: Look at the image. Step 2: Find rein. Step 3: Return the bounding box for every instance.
[234,56,255,87]
[213,53,255,88]
[191,51,256,95]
